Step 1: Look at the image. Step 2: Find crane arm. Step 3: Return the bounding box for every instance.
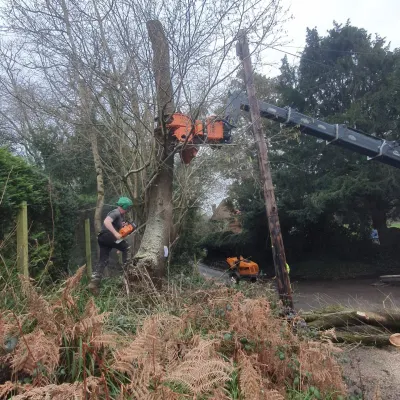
[225,91,400,169]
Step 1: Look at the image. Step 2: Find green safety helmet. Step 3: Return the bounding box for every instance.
[117,196,133,210]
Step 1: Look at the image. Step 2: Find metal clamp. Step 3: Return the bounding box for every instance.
[326,124,339,145]
[367,139,387,161]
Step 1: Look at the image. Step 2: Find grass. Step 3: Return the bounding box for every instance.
[287,387,348,400]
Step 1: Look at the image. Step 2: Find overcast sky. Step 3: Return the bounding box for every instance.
[262,0,400,76]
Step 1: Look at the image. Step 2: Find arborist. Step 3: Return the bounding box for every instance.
[88,196,134,295]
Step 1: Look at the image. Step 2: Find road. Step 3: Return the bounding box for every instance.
[198,263,400,311]
[198,263,230,282]
[292,279,400,311]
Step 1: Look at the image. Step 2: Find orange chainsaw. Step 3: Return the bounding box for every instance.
[116,222,136,243]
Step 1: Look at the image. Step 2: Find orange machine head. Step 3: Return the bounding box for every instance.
[167,113,193,142]
[206,117,224,142]
[166,113,233,164]
[226,256,259,277]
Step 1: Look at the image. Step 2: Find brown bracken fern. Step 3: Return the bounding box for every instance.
[0,266,347,399]
[164,338,232,396]
[238,351,263,399]
[11,330,59,377]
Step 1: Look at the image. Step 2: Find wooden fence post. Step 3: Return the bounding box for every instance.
[85,218,92,277]
[17,201,29,277]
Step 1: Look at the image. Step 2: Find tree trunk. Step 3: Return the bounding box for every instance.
[79,83,105,236]
[90,130,105,234]
[133,20,175,285]
[60,0,105,237]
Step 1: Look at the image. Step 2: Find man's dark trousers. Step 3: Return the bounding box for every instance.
[92,231,129,281]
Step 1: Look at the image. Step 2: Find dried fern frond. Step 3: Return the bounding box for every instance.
[125,360,165,399]
[85,376,103,398]
[90,333,117,350]
[11,382,82,399]
[164,337,232,395]
[70,297,109,339]
[60,265,86,307]
[298,341,346,395]
[115,314,182,368]
[11,329,59,376]
[129,382,152,399]
[116,321,167,396]
[145,386,181,400]
[0,381,17,399]
[141,314,183,338]
[118,326,230,399]
[115,330,162,369]
[238,352,263,400]
[11,377,102,400]
[165,359,232,396]
[182,336,220,361]
[209,388,230,400]
[264,389,285,400]
[223,295,276,342]
[20,277,58,335]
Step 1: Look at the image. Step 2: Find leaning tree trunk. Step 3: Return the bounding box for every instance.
[133,20,175,285]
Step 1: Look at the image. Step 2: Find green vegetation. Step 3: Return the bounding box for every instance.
[0,149,79,279]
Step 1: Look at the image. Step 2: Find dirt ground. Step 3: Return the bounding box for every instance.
[339,346,400,400]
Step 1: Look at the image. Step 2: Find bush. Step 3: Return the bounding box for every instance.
[0,148,79,278]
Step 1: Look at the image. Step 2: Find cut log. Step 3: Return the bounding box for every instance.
[307,311,364,330]
[302,311,344,323]
[355,311,400,330]
[344,325,387,335]
[333,331,390,347]
[380,275,400,283]
[306,310,400,331]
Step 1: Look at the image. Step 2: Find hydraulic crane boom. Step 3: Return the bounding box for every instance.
[166,91,400,167]
[225,91,400,169]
